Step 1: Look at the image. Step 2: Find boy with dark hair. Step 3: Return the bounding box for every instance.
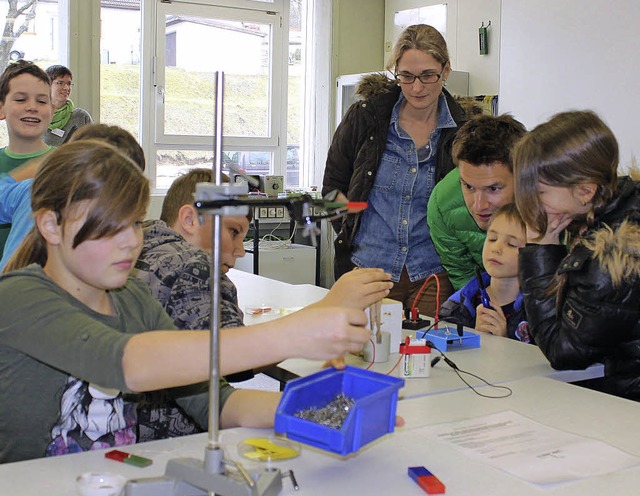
[135,168,248,335]
[427,114,526,290]
[133,168,393,440]
[0,60,54,256]
[133,168,253,440]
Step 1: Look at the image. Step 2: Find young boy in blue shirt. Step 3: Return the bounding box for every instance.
[438,203,531,343]
[0,60,54,257]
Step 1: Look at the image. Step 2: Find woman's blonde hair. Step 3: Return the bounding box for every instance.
[385,24,449,72]
[513,110,618,237]
[4,140,149,272]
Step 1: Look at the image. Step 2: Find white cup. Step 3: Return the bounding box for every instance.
[76,472,126,496]
[363,331,391,363]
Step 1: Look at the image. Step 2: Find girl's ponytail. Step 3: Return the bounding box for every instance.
[2,227,47,273]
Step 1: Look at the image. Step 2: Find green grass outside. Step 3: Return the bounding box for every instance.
[0,63,301,156]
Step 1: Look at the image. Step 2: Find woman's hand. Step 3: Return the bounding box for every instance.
[475,303,508,337]
[319,268,393,310]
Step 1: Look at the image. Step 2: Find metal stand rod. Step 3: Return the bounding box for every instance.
[124,71,285,496]
[207,70,224,456]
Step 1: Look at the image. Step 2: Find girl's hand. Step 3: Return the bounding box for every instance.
[322,356,347,370]
[10,155,46,182]
[320,268,393,310]
[475,303,508,337]
[526,213,572,244]
[288,305,371,360]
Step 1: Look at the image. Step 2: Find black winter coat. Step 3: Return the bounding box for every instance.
[519,177,640,400]
[322,73,468,279]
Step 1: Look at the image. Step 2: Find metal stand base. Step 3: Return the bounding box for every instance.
[124,448,283,496]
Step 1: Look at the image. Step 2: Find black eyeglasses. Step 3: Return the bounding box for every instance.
[394,67,445,85]
[54,81,74,88]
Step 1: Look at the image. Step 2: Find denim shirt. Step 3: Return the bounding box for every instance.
[351,92,457,282]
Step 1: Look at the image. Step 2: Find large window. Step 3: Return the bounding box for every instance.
[100,0,141,142]
[144,0,290,191]
[0,0,62,70]
[0,0,65,145]
[0,0,312,193]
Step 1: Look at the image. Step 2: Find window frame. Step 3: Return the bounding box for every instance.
[141,0,288,192]
[68,0,329,192]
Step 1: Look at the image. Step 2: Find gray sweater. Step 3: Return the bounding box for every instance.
[0,264,223,463]
[43,107,93,146]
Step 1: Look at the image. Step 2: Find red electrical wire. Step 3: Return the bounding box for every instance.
[385,352,405,376]
[363,338,405,375]
[410,273,441,322]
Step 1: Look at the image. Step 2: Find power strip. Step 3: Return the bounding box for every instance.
[256,206,287,220]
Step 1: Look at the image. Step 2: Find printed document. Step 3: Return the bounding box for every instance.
[415,410,640,484]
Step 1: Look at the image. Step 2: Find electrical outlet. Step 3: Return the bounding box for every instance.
[259,207,268,218]
[268,207,277,218]
[275,207,285,218]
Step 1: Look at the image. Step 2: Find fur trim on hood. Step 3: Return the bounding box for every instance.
[582,219,640,287]
[356,73,398,100]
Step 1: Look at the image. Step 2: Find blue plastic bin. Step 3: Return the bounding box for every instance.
[274,366,404,456]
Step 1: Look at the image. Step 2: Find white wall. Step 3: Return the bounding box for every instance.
[500,0,640,169]
[384,0,501,96]
[333,0,385,77]
[455,0,500,96]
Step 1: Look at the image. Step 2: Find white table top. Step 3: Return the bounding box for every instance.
[228,269,603,398]
[393,376,640,496]
[227,268,328,325]
[279,331,604,399]
[2,376,638,496]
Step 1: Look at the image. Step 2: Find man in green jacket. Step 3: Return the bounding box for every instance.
[427,114,526,290]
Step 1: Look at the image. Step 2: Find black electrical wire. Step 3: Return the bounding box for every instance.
[421,335,513,399]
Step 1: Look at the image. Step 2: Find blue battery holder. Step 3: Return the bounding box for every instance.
[416,325,480,352]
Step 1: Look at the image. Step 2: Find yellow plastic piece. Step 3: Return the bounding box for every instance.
[239,438,300,461]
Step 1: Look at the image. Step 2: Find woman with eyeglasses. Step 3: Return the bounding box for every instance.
[43,65,93,146]
[322,24,468,317]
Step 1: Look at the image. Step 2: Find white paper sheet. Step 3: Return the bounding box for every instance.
[414,410,640,484]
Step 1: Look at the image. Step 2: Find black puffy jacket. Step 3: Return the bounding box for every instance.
[322,73,467,279]
[519,177,640,400]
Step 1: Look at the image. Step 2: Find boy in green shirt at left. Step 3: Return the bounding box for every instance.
[0,60,54,256]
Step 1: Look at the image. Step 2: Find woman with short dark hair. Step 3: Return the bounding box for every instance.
[43,64,93,146]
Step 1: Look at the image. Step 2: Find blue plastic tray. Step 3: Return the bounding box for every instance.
[274,366,404,456]
[417,326,481,351]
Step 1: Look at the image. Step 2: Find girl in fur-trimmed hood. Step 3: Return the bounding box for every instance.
[514,110,640,401]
